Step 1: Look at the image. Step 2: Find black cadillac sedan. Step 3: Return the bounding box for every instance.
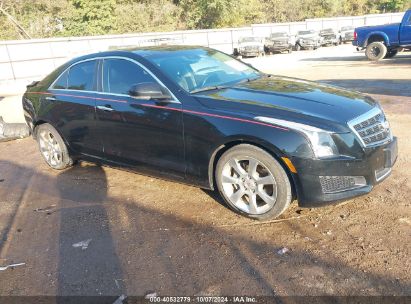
[23,46,398,220]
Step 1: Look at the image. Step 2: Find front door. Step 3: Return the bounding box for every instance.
[94,58,185,178]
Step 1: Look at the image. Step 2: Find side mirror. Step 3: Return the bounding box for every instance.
[129,82,172,100]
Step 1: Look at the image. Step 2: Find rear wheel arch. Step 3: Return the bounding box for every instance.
[33,120,73,155]
[366,34,388,46]
[208,140,297,200]
[33,120,48,139]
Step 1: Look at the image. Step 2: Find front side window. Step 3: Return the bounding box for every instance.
[67,60,96,91]
[102,59,156,95]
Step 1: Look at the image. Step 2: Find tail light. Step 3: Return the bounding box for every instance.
[354,31,357,41]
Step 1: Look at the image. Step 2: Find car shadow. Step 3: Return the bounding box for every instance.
[55,163,125,300]
[0,159,410,297]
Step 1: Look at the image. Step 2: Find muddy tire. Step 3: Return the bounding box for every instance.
[215,144,292,220]
[366,42,387,61]
[36,123,73,170]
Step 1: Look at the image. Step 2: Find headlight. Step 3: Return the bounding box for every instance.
[255,117,339,158]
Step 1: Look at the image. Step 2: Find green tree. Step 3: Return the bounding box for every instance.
[63,0,116,36]
[115,0,182,34]
[178,0,263,29]
[374,0,411,12]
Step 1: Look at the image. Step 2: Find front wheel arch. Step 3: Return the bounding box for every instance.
[208,140,297,200]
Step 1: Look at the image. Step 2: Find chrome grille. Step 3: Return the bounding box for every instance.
[348,108,392,147]
[245,46,259,51]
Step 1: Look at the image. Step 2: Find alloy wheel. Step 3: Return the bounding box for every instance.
[38,130,63,167]
[221,157,277,215]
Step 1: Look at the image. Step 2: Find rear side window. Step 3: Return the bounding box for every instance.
[102,59,155,95]
[52,70,68,89]
[67,60,96,91]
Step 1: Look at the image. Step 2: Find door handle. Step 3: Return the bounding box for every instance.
[97,105,114,112]
[45,96,56,101]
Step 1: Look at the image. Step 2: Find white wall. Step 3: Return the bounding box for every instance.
[0,11,405,93]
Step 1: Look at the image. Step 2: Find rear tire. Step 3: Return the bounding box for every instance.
[215,144,292,220]
[36,123,73,170]
[366,42,387,61]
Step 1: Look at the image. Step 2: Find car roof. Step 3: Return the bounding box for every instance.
[69,45,211,64]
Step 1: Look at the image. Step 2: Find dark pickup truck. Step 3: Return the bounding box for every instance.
[353,9,411,61]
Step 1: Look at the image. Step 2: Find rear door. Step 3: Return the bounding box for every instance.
[47,59,102,157]
[400,13,411,45]
[94,57,185,178]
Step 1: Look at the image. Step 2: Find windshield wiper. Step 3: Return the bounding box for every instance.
[190,85,230,94]
[190,75,262,94]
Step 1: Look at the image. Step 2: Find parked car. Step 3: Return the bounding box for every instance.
[23,46,398,220]
[264,32,295,54]
[339,25,355,43]
[234,37,265,57]
[319,28,340,46]
[353,9,411,61]
[295,30,322,50]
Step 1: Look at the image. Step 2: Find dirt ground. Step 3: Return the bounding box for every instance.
[0,45,410,298]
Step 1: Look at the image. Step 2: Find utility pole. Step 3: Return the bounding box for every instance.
[0,3,32,39]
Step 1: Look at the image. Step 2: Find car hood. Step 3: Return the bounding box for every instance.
[270,37,289,42]
[194,76,378,132]
[297,34,318,39]
[321,32,336,37]
[239,42,263,48]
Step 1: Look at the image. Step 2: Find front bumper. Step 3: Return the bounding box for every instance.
[291,137,398,207]
[299,41,319,48]
[239,50,263,57]
[321,38,338,45]
[267,44,292,52]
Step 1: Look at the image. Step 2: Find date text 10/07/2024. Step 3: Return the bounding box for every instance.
[148,296,257,303]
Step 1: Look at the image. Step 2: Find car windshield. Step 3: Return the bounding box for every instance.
[298,30,315,35]
[271,32,288,38]
[239,37,261,43]
[144,48,261,93]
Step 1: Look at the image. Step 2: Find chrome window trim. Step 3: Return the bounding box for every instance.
[347,107,392,148]
[49,58,98,92]
[48,56,181,105]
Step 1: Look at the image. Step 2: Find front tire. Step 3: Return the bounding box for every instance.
[36,123,73,170]
[215,144,292,220]
[366,42,387,61]
[385,49,398,58]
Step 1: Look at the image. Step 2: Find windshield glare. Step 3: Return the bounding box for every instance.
[298,30,315,35]
[271,32,288,38]
[145,49,261,93]
[240,37,261,43]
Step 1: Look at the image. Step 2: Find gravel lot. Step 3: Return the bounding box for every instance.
[0,44,410,297]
